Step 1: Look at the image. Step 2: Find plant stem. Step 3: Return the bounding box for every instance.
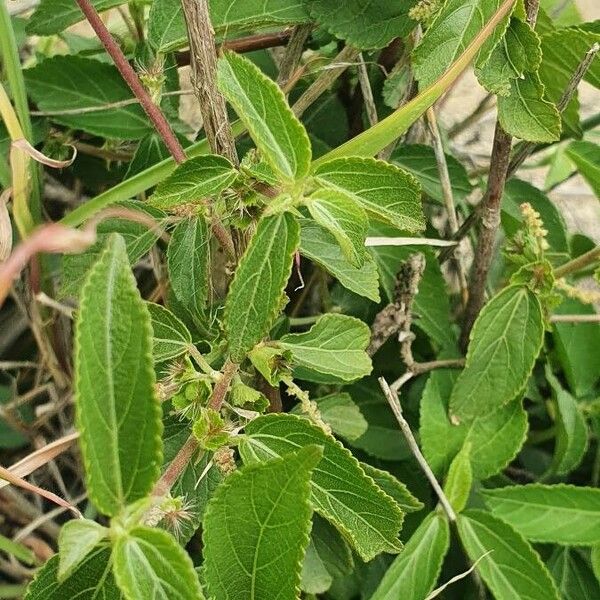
[0,1,41,221]
[292,45,361,118]
[425,106,468,304]
[550,313,600,323]
[151,435,199,498]
[357,53,378,129]
[208,359,239,411]
[554,245,600,278]
[277,24,312,88]
[379,377,457,522]
[180,0,238,165]
[176,29,293,67]
[460,122,513,347]
[460,0,539,347]
[74,0,186,164]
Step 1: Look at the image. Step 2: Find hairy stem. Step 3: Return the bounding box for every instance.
[277,24,312,89]
[74,0,186,163]
[180,0,238,165]
[554,245,600,279]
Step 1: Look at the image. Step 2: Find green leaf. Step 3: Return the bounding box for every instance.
[497,71,561,142]
[391,144,473,204]
[421,366,528,479]
[370,513,450,600]
[360,463,424,513]
[149,155,237,210]
[25,547,122,600]
[450,285,544,420]
[147,302,192,363]
[369,241,456,349]
[443,442,472,513]
[306,189,368,267]
[60,201,165,298]
[279,314,372,383]
[58,520,108,581]
[481,484,600,545]
[538,28,600,137]
[591,544,600,583]
[553,299,600,397]
[548,547,600,600]
[309,0,416,50]
[546,368,588,475]
[314,393,368,441]
[413,0,512,89]
[148,0,309,54]
[27,0,123,35]
[217,52,311,182]
[225,213,299,362]
[299,219,380,302]
[476,17,542,96]
[240,413,405,561]
[315,0,517,161]
[502,178,569,253]
[203,446,321,600]
[167,217,210,316]
[301,515,354,595]
[457,509,559,600]
[347,379,410,461]
[113,527,204,600]
[24,56,151,140]
[126,134,173,179]
[566,141,600,198]
[75,235,162,516]
[313,157,424,232]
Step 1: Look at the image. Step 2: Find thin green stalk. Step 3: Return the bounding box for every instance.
[555,245,600,279]
[0,1,41,220]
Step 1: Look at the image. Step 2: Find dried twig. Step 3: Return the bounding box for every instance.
[379,377,457,522]
[277,24,313,89]
[292,45,361,118]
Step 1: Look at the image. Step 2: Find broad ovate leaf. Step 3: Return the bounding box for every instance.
[370,513,449,600]
[203,446,321,600]
[75,235,162,516]
[443,442,472,514]
[481,484,600,545]
[548,546,600,600]
[566,140,600,198]
[147,302,192,363]
[360,463,424,514]
[420,366,528,479]
[167,217,210,316]
[58,519,108,581]
[309,0,416,50]
[24,56,151,140]
[113,527,204,600]
[313,393,368,441]
[225,213,299,362]
[458,510,559,600]
[148,0,309,53]
[306,188,368,267]
[497,72,561,142]
[27,0,123,35]
[313,157,424,232]
[149,155,237,209]
[299,219,380,302]
[413,0,511,88]
[279,314,372,383]
[450,285,544,420]
[240,414,405,561]
[25,547,121,600]
[217,51,311,182]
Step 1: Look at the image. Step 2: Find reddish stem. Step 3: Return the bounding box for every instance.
[74,0,186,164]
